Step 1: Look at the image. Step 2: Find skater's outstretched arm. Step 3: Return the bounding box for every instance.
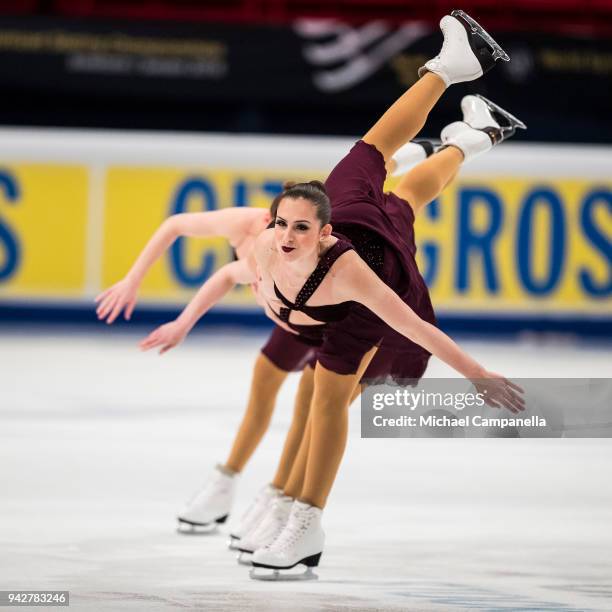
[332,252,524,412]
[139,258,256,354]
[167,208,266,241]
[95,208,265,324]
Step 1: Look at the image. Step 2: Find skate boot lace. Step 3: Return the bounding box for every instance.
[254,498,289,540]
[271,502,288,526]
[239,487,267,522]
[428,16,456,72]
[269,506,313,553]
[439,19,452,58]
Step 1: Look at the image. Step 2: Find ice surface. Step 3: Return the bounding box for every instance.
[1,328,611,611]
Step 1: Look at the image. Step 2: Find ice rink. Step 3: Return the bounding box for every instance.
[1,327,611,611]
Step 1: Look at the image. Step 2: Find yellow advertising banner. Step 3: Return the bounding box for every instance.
[103,167,611,315]
[409,177,611,314]
[0,164,88,298]
[1,162,610,318]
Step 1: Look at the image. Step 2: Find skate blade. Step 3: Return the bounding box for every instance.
[451,10,510,62]
[227,536,240,550]
[176,517,220,535]
[475,94,527,130]
[236,552,253,566]
[249,566,318,581]
[413,138,441,147]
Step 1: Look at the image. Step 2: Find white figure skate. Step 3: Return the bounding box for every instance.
[462,94,527,141]
[250,501,324,581]
[227,483,280,550]
[236,495,293,566]
[441,95,526,163]
[419,10,509,87]
[390,139,440,177]
[177,465,236,534]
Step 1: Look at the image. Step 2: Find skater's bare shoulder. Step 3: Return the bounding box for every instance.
[329,250,377,301]
[243,228,276,281]
[253,228,277,263]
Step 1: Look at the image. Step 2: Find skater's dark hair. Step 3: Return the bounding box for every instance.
[269,180,331,226]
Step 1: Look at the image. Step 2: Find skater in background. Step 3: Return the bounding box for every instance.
[94,202,315,536]
[237,10,526,579]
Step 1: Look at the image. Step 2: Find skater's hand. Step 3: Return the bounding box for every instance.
[139,320,188,355]
[471,372,525,414]
[95,277,139,324]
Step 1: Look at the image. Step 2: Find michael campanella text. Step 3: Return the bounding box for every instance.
[373,415,547,428]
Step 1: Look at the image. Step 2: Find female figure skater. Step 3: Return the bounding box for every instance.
[93,138,432,542]
[235,10,527,579]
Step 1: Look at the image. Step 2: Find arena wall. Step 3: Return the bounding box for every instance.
[0,128,610,334]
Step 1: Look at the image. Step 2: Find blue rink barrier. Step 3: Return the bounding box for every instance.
[1,304,610,338]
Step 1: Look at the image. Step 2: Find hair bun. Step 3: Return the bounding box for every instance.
[283,180,297,190]
[307,180,327,194]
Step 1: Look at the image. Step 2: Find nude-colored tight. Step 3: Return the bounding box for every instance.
[363,72,462,213]
[224,353,288,473]
[225,74,464,505]
[283,346,377,508]
[280,74,465,508]
[224,355,319,493]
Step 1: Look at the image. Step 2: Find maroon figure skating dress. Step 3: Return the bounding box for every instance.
[265,140,436,384]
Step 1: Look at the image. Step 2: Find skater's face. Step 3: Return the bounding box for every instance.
[274,197,331,261]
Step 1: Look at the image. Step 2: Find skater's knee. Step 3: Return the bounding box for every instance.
[243,400,275,429]
[362,134,393,163]
[394,176,441,214]
[310,394,350,421]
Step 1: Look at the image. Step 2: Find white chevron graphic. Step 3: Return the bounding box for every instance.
[294,19,430,92]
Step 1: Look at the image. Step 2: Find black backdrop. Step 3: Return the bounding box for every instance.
[0,16,610,142]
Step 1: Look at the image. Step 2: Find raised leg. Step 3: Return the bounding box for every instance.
[271,365,315,490]
[392,146,463,214]
[363,9,511,164]
[299,346,378,509]
[224,353,288,473]
[363,73,446,163]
